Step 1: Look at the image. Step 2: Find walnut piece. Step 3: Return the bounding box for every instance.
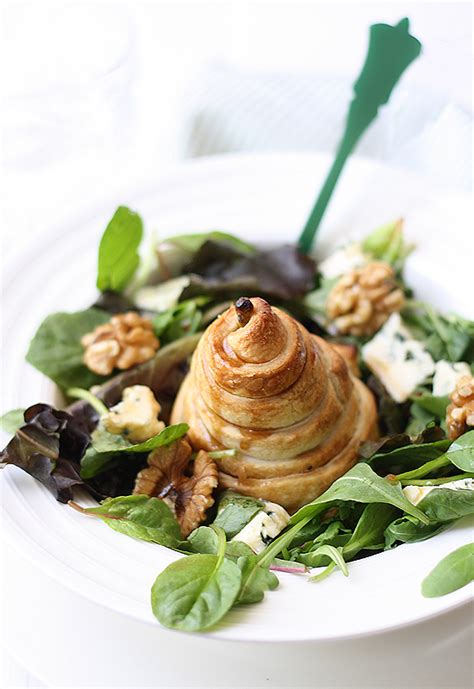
[133,439,218,537]
[101,385,164,443]
[446,375,474,440]
[326,261,404,337]
[81,312,159,375]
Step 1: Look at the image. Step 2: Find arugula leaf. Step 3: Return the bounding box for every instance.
[73,495,184,548]
[0,408,25,435]
[97,206,143,292]
[152,298,207,345]
[402,303,474,363]
[290,464,430,526]
[26,308,110,389]
[212,491,264,539]
[384,516,451,549]
[151,526,242,631]
[446,430,474,472]
[342,503,400,561]
[289,521,352,567]
[91,423,189,454]
[308,545,348,582]
[422,543,474,598]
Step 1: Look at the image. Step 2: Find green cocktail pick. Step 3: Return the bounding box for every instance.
[298,18,422,254]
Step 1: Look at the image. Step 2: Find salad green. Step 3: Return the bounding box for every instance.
[1,204,473,634]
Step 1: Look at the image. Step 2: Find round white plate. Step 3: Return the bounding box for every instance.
[1,152,473,645]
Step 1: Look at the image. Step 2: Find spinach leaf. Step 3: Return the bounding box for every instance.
[422,543,474,598]
[151,527,242,631]
[0,404,90,502]
[342,503,400,561]
[97,206,143,292]
[446,431,474,472]
[417,488,474,522]
[80,446,119,479]
[91,422,189,454]
[0,408,26,435]
[212,491,264,539]
[72,494,184,547]
[384,516,451,549]
[290,464,430,526]
[290,521,352,567]
[236,555,279,605]
[26,308,110,389]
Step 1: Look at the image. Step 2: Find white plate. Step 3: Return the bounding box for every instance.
[1,152,473,645]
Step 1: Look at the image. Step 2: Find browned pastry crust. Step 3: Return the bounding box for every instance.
[171,298,377,512]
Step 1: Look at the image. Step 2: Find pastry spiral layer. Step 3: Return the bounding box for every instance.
[171,298,377,511]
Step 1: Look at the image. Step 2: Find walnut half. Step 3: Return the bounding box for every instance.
[327,261,404,337]
[133,439,218,537]
[81,312,160,375]
[446,375,474,440]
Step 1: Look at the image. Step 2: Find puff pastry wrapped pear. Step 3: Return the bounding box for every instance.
[171,297,377,511]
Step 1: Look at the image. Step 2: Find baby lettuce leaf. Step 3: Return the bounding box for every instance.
[96,206,143,293]
[151,526,242,631]
[0,404,90,502]
[362,435,450,475]
[163,231,255,256]
[290,464,430,526]
[0,408,26,435]
[182,242,316,301]
[402,303,474,363]
[91,423,189,454]
[26,308,110,390]
[384,516,451,549]
[152,298,206,345]
[445,430,474,472]
[421,543,474,598]
[212,491,264,539]
[73,495,184,548]
[342,503,400,561]
[290,521,352,568]
[361,218,413,268]
[81,423,189,479]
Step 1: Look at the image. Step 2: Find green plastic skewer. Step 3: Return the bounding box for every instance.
[298,18,422,254]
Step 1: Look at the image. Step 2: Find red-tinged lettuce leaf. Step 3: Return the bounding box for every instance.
[0,404,91,502]
[181,242,316,301]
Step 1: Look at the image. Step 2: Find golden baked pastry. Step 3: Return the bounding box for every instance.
[171,297,377,511]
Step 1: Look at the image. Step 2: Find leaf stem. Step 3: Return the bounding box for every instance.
[67,388,108,416]
[309,561,336,583]
[399,472,474,486]
[395,454,451,481]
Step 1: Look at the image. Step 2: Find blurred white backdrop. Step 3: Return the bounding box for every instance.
[0,2,473,685]
[1,0,472,255]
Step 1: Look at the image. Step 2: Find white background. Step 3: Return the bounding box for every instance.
[0,1,472,687]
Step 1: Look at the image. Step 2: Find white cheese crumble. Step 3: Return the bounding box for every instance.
[403,478,474,506]
[231,501,290,554]
[318,243,367,279]
[101,385,164,443]
[432,360,472,397]
[362,313,435,403]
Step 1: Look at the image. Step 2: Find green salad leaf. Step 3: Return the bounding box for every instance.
[446,430,474,472]
[91,422,189,454]
[290,464,430,526]
[342,503,399,561]
[212,491,264,539]
[361,218,413,267]
[97,206,143,293]
[26,308,110,389]
[384,516,451,549]
[422,543,474,598]
[417,487,474,522]
[71,495,184,548]
[151,526,242,631]
[0,408,26,435]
